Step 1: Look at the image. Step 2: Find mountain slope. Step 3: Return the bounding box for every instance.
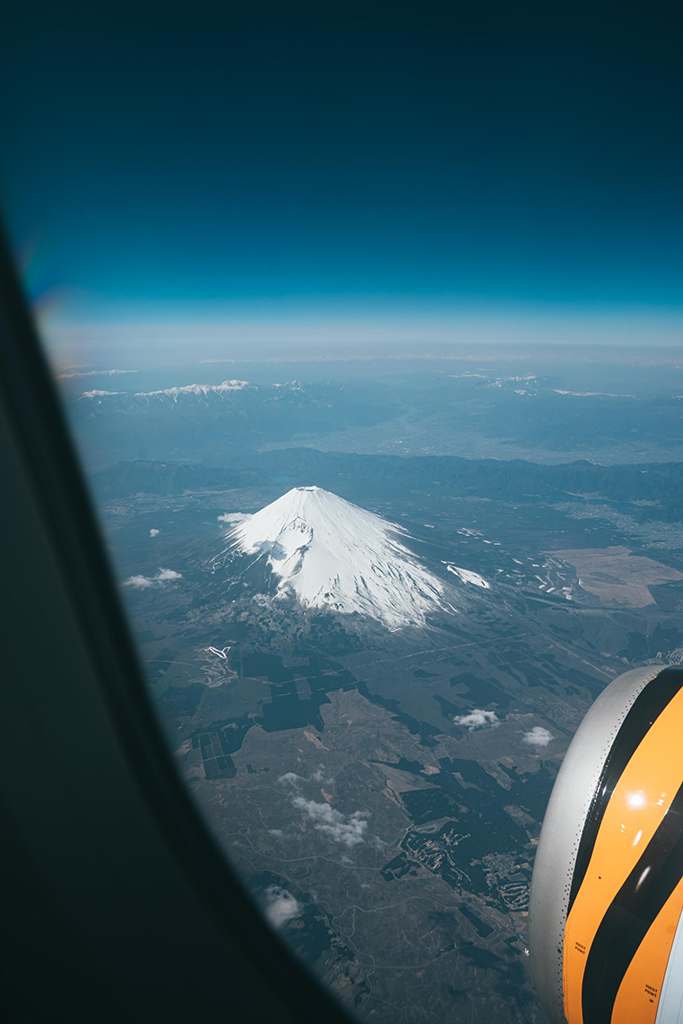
[225,487,449,630]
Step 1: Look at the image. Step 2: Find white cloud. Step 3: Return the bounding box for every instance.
[217,512,252,525]
[123,567,182,588]
[291,797,369,847]
[149,528,160,537]
[263,886,302,928]
[278,772,304,786]
[156,568,182,581]
[278,772,369,847]
[522,726,554,747]
[124,574,155,589]
[454,709,499,731]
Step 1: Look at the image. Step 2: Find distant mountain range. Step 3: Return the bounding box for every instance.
[92,450,683,522]
[69,379,399,470]
[65,372,683,472]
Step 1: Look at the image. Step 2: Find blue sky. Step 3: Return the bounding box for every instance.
[2,1,682,362]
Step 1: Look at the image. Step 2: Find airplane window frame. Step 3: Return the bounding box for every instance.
[0,222,355,1024]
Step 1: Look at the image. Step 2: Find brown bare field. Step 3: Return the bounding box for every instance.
[550,546,683,607]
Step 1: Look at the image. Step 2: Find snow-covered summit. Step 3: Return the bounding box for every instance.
[226,486,448,630]
[134,380,251,401]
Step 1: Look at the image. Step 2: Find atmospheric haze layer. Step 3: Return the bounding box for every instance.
[224,486,454,630]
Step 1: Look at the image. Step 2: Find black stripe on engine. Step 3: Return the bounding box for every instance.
[567,668,683,916]
[581,780,683,1024]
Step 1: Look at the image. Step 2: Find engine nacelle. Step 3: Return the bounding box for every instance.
[530,665,683,1024]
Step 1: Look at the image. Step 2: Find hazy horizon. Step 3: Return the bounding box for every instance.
[4,2,681,371]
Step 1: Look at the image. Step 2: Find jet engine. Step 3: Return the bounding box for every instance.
[530,665,683,1024]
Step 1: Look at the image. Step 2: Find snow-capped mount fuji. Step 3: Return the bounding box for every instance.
[223,487,450,630]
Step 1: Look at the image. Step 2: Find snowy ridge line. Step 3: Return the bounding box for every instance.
[134,380,251,399]
[442,563,490,589]
[78,379,314,401]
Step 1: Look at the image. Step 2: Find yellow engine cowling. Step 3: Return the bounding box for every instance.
[530,665,683,1024]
